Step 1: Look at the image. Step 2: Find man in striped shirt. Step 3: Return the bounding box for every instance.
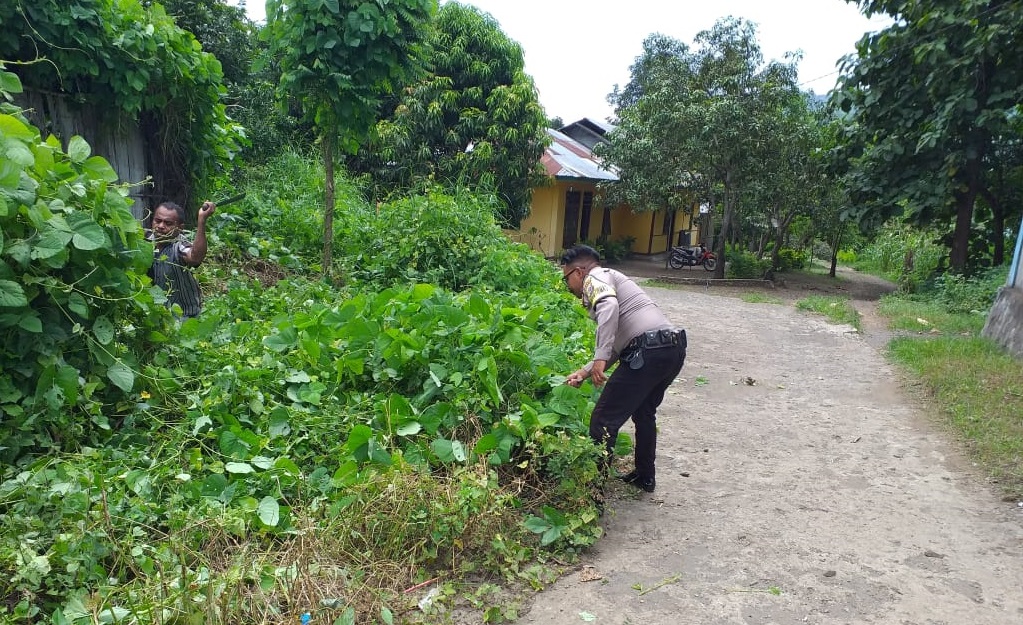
[150,200,216,318]
[562,244,687,493]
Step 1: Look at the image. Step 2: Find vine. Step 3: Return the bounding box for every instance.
[0,0,243,201]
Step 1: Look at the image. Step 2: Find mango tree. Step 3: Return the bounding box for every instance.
[364,2,549,227]
[265,0,436,276]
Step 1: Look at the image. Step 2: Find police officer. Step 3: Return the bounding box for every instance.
[562,245,686,492]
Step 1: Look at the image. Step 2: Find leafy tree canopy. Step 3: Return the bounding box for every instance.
[152,0,255,87]
[600,19,801,276]
[833,0,1023,272]
[265,0,436,274]
[364,1,550,227]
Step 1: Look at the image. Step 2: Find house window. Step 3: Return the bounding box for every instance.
[579,192,593,241]
[601,206,612,237]
[662,210,672,235]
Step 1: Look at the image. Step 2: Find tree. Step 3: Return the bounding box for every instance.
[265,0,436,276]
[600,19,800,278]
[152,0,254,87]
[363,2,549,227]
[833,0,1023,273]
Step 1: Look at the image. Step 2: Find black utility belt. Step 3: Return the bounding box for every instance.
[625,328,686,352]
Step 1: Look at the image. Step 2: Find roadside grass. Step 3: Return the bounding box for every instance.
[878,294,988,335]
[741,292,784,304]
[887,335,1023,496]
[795,295,861,330]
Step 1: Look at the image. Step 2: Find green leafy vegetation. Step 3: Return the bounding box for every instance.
[362,1,550,227]
[795,295,861,330]
[0,0,244,200]
[876,295,986,336]
[0,67,605,622]
[0,67,171,462]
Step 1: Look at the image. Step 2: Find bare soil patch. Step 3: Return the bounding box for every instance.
[513,261,1023,625]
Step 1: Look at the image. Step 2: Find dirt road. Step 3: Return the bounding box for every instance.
[516,274,1023,625]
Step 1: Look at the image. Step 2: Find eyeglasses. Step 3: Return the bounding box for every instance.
[562,266,580,284]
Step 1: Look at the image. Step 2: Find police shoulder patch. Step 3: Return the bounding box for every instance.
[583,274,616,308]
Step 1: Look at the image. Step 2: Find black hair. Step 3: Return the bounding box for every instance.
[155,201,186,225]
[560,244,600,266]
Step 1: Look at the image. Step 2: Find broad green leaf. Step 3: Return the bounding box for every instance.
[367,439,392,465]
[67,136,91,163]
[380,606,394,625]
[18,312,41,333]
[269,407,291,438]
[0,279,28,307]
[274,456,302,477]
[396,421,421,436]
[30,227,72,260]
[55,365,79,404]
[70,217,108,250]
[96,606,131,623]
[334,607,356,625]
[68,292,89,317]
[3,138,33,166]
[430,438,466,463]
[537,412,561,427]
[257,496,281,527]
[345,424,373,452]
[474,432,498,453]
[251,456,274,469]
[82,156,118,182]
[523,516,550,533]
[225,462,254,474]
[93,316,115,345]
[0,71,22,95]
[263,326,298,351]
[106,362,134,392]
[0,113,33,139]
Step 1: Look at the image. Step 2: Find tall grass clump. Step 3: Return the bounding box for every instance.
[852,222,945,292]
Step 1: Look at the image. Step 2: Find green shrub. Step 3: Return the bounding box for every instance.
[854,222,944,291]
[726,247,771,279]
[0,69,170,462]
[342,187,556,292]
[933,266,1008,314]
[582,235,635,263]
[776,247,808,271]
[837,249,857,264]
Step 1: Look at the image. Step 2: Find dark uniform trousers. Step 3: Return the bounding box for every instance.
[589,331,687,479]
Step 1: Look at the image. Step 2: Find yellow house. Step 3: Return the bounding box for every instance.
[513,119,698,258]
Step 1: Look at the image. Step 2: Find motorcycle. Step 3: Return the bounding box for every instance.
[668,244,717,271]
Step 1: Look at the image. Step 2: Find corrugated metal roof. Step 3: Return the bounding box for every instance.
[542,128,618,182]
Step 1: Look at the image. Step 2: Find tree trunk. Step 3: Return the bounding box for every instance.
[715,189,735,280]
[980,186,1005,265]
[322,134,336,278]
[828,229,843,278]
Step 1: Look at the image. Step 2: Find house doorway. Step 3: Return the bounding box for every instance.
[562,190,594,249]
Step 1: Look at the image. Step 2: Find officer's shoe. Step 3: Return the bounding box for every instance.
[618,470,655,493]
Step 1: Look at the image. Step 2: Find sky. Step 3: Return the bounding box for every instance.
[233,0,891,123]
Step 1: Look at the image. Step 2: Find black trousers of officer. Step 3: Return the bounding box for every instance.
[589,341,686,479]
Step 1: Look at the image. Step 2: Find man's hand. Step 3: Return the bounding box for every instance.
[590,360,608,387]
[197,200,216,223]
[565,368,589,387]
